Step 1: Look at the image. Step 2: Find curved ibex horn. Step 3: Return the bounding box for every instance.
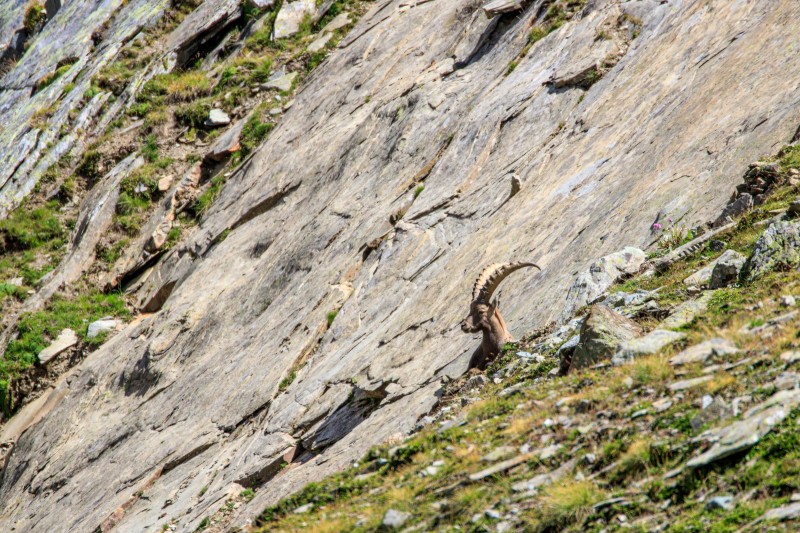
[471,262,541,304]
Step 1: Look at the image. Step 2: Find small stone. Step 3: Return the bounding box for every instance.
[469,453,535,481]
[423,465,439,476]
[482,446,515,462]
[157,175,173,192]
[6,277,23,286]
[631,409,648,419]
[582,453,596,464]
[705,496,734,511]
[781,295,797,307]
[87,317,121,339]
[484,509,502,520]
[263,71,298,92]
[709,250,747,289]
[465,374,488,390]
[38,329,78,365]
[382,509,411,529]
[701,395,714,409]
[293,503,313,513]
[205,108,231,127]
[652,398,673,413]
[516,351,546,363]
[538,444,562,460]
[709,240,727,252]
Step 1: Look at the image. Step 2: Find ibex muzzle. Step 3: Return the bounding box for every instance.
[462,262,540,370]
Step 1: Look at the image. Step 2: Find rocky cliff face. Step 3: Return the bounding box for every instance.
[1,0,799,531]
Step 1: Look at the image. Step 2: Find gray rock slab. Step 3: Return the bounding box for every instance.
[308,32,332,53]
[660,292,713,330]
[263,71,298,92]
[87,318,121,339]
[322,12,350,33]
[761,502,800,522]
[668,375,713,392]
[669,338,739,366]
[686,389,800,469]
[469,453,535,481]
[37,329,78,365]
[613,329,686,365]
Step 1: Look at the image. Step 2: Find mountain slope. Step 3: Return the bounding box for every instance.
[1,0,800,531]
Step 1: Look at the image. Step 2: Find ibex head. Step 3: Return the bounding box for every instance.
[462,262,541,369]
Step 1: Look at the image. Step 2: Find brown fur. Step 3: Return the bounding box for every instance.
[461,262,540,370]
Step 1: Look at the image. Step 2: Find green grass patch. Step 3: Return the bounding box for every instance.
[1,291,129,414]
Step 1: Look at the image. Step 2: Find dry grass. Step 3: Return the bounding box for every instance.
[536,480,606,531]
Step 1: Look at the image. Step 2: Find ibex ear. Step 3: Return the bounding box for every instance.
[488,298,498,314]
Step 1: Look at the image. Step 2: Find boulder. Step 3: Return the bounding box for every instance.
[274,0,315,39]
[744,220,800,281]
[561,247,646,321]
[87,318,121,339]
[709,250,746,288]
[570,305,642,370]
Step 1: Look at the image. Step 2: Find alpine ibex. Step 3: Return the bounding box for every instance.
[461,262,540,370]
